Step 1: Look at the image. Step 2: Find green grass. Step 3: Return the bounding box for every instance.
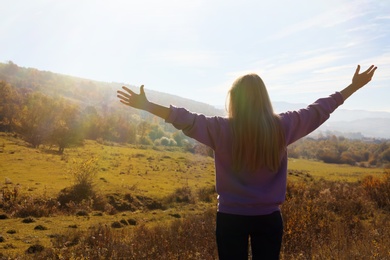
[0,134,215,199]
[0,134,217,256]
[288,158,383,182]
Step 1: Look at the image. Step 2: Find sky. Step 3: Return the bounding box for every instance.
[1,0,389,111]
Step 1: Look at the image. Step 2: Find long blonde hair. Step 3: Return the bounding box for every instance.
[227,73,285,172]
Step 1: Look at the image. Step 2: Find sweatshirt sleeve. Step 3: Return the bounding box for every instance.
[165,105,226,150]
[281,92,344,145]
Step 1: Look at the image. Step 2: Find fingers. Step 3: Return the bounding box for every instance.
[117,85,145,96]
[117,90,131,99]
[117,85,145,106]
[369,65,377,75]
[363,65,375,74]
[120,86,135,95]
[117,86,139,99]
[362,65,377,82]
[117,87,134,103]
[119,99,130,105]
[355,65,377,78]
[355,65,361,76]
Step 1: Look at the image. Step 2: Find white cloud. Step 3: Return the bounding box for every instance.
[147,50,220,68]
[266,2,368,41]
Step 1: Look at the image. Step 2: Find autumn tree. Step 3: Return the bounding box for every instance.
[137,121,152,144]
[173,131,187,147]
[80,106,103,140]
[0,81,22,132]
[16,92,57,148]
[113,115,137,144]
[148,124,165,141]
[49,101,83,154]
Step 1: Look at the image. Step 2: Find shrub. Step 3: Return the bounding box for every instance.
[362,170,390,210]
[197,185,216,203]
[57,158,108,212]
[26,244,45,254]
[11,196,58,218]
[165,186,195,204]
[139,136,153,145]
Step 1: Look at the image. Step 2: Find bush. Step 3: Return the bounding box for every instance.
[197,185,216,203]
[165,186,195,204]
[57,158,108,212]
[362,170,390,210]
[11,196,58,218]
[139,136,153,145]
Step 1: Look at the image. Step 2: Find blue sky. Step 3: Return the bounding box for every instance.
[1,0,389,111]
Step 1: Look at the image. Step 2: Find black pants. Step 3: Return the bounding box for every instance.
[216,211,283,260]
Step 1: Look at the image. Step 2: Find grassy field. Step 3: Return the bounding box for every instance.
[0,133,388,258]
[287,158,384,182]
[1,134,382,197]
[0,133,217,257]
[0,134,216,198]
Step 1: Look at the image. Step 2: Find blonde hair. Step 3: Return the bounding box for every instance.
[227,74,285,172]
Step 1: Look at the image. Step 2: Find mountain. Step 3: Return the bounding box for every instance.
[273,102,390,139]
[0,61,388,139]
[318,118,390,139]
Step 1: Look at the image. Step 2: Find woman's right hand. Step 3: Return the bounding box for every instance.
[117,85,150,110]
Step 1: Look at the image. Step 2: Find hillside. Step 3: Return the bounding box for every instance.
[1,61,389,139]
[0,61,225,117]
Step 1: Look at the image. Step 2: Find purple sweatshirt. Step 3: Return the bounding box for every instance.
[165,92,344,215]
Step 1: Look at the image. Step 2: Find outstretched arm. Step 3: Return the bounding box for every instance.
[117,85,171,120]
[340,65,377,100]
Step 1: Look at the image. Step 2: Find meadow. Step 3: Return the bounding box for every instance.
[0,132,389,259]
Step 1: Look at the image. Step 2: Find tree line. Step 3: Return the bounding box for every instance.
[2,78,389,166]
[288,135,390,168]
[0,80,191,154]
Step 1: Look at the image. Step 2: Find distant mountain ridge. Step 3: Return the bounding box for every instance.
[273,102,390,139]
[1,62,388,139]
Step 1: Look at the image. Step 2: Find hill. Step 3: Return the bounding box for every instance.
[1,61,389,139]
[0,61,225,117]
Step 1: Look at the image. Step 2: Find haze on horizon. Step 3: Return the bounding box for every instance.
[1,0,389,111]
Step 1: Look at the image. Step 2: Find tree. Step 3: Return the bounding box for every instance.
[173,131,187,147]
[80,106,102,140]
[148,125,165,141]
[380,148,390,163]
[50,101,82,154]
[114,115,137,144]
[0,81,22,132]
[16,93,57,148]
[137,121,150,144]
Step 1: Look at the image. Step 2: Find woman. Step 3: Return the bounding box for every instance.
[117,65,377,259]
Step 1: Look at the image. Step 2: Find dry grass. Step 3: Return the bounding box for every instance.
[281,179,390,259]
[3,178,389,259]
[1,133,390,259]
